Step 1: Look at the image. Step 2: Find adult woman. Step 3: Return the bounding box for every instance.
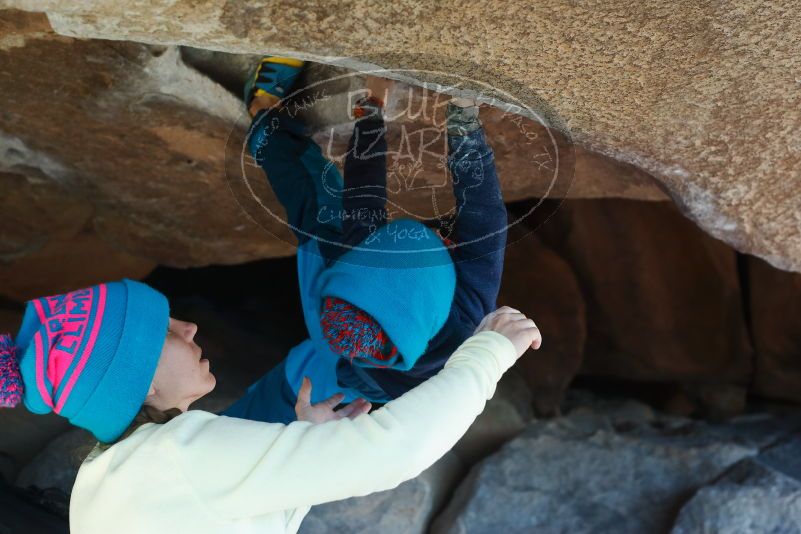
[0,279,540,533]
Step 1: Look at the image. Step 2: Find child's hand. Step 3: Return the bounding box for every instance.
[474,306,542,359]
[295,376,372,424]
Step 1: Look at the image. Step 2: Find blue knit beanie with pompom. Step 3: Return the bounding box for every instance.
[0,279,169,443]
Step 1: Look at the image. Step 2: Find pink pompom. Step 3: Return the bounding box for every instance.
[0,334,22,408]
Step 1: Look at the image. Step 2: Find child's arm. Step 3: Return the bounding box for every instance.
[445,100,508,326]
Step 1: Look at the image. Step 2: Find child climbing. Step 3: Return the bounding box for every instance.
[0,280,542,533]
[222,57,510,423]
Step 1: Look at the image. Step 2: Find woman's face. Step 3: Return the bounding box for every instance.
[145,318,216,412]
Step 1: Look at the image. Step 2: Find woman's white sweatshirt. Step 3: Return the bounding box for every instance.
[69,331,517,534]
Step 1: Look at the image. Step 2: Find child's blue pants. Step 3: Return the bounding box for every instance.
[221,105,502,425]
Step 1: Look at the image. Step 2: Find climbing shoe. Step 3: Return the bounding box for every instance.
[243,56,306,108]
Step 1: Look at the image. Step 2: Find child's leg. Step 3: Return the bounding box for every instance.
[223,58,348,425]
[248,105,344,263]
[218,359,298,424]
[244,56,344,262]
[446,98,508,324]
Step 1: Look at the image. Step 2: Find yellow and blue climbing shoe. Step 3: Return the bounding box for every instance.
[243,56,306,107]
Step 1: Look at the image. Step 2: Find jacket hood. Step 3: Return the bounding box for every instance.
[317,219,456,370]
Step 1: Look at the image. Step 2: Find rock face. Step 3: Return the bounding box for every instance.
[538,199,753,414]
[452,369,534,465]
[5,0,799,272]
[0,8,672,301]
[0,482,68,532]
[434,425,751,533]
[498,227,586,416]
[0,405,71,486]
[15,428,95,496]
[671,459,801,534]
[748,256,801,404]
[0,10,294,274]
[430,392,801,534]
[0,226,156,302]
[0,160,155,301]
[672,436,801,533]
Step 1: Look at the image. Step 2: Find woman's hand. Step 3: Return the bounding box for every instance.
[474,306,542,359]
[295,376,372,424]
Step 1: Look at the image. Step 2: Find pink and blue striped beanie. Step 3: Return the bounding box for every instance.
[0,279,169,443]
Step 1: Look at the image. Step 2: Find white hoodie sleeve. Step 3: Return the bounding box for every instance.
[160,330,517,518]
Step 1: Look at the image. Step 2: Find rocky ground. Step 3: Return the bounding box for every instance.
[5,377,801,533]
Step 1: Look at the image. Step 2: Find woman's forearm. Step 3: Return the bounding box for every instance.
[176,331,517,518]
